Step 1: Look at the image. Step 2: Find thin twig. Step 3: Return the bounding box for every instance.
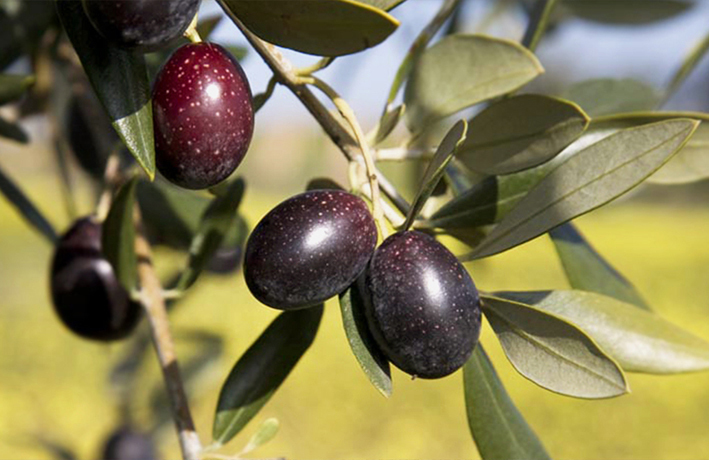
[214,0,410,219]
[301,75,387,236]
[135,217,202,460]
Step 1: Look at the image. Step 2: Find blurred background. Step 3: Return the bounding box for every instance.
[2,0,709,459]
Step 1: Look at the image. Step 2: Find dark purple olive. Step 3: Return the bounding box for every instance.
[365,231,481,379]
[101,426,159,460]
[244,190,378,310]
[81,0,200,51]
[152,42,254,190]
[50,218,140,341]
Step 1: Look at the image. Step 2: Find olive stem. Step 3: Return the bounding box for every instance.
[296,57,335,76]
[375,146,436,161]
[215,0,411,218]
[135,212,202,460]
[94,151,121,222]
[300,75,388,237]
[184,13,203,44]
[253,76,278,113]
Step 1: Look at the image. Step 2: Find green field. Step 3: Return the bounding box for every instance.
[2,172,709,460]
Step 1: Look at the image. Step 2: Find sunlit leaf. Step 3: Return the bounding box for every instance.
[102,177,138,292]
[562,78,660,117]
[372,104,404,145]
[464,345,550,460]
[495,290,709,374]
[482,294,628,398]
[56,0,155,179]
[357,0,407,10]
[339,278,391,397]
[467,119,699,259]
[404,34,543,133]
[213,306,323,446]
[240,418,280,455]
[549,222,649,309]
[458,95,589,175]
[219,0,399,56]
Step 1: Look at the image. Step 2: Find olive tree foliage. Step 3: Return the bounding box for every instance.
[1,0,709,459]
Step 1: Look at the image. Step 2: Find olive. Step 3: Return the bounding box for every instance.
[100,426,159,460]
[152,42,254,189]
[50,218,140,341]
[244,190,377,310]
[81,0,200,51]
[365,231,481,379]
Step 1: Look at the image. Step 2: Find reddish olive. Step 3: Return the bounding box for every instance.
[81,0,200,51]
[50,218,140,341]
[152,42,254,190]
[244,190,377,310]
[365,231,481,379]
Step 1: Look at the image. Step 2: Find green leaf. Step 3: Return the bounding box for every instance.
[482,294,628,398]
[667,31,709,98]
[306,178,346,191]
[562,78,661,118]
[338,278,391,398]
[240,418,280,455]
[0,73,34,105]
[563,0,693,25]
[357,0,407,10]
[196,15,224,39]
[549,222,649,310]
[213,305,323,446]
[404,34,543,133]
[102,177,138,292]
[404,120,467,230]
[56,0,155,180]
[467,119,699,260]
[0,163,57,243]
[463,345,550,460]
[458,95,590,175]
[219,0,399,57]
[0,115,28,143]
[175,178,245,291]
[494,290,709,374]
[372,104,404,145]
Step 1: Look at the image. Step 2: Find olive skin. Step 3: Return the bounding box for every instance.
[153,43,254,190]
[244,190,377,310]
[50,218,140,341]
[365,231,481,379]
[101,426,159,460]
[81,0,200,52]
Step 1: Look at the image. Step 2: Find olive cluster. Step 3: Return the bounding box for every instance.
[244,190,482,379]
[52,0,481,379]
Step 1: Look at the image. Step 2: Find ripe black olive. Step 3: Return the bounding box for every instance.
[50,218,140,341]
[81,0,200,51]
[152,42,254,190]
[101,426,159,460]
[365,231,481,379]
[244,190,377,310]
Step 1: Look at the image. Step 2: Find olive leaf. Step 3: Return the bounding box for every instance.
[464,345,550,460]
[0,163,57,243]
[404,34,543,133]
[482,295,629,398]
[213,305,323,446]
[56,0,155,180]
[175,178,245,291]
[563,0,693,25]
[102,177,138,292]
[458,95,590,175]
[562,78,661,118]
[0,73,35,105]
[357,0,407,10]
[666,31,709,98]
[467,119,699,260]
[549,222,649,310]
[218,0,399,57]
[494,290,709,374]
[404,119,467,230]
[372,104,404,145]
[239,418,280,456]
[338,278,391,398]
